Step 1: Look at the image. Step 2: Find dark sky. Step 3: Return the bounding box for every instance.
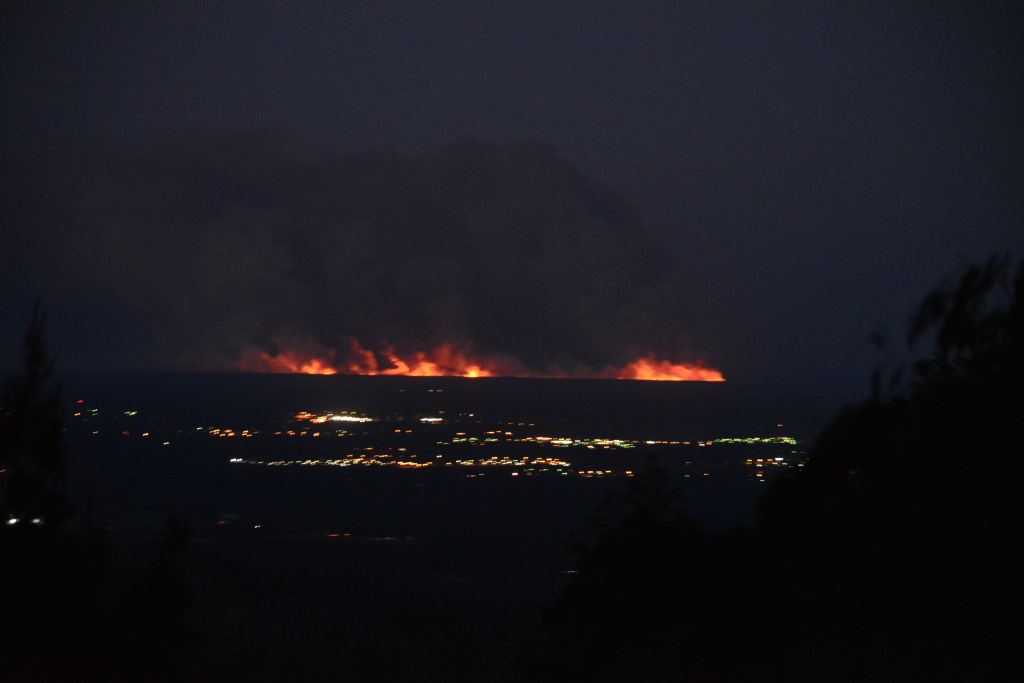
[2,2,1022,390]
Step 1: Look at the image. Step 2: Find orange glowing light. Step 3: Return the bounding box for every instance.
[347,341,503,378]
[603,356,725,382]
[238,339,724,381]
[239,348,338,375]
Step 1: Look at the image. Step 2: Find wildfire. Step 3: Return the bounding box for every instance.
[240,340,503,378]
[239,340,724,381]
[240,349,338,375]
[373,344,500,378]
[604,356,725,382]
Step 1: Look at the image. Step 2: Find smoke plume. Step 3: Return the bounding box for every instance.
[2,132,711,374]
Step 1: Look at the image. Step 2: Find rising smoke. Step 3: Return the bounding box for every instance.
[1,132,709,374]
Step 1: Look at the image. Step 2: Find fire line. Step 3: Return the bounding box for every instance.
[238,340,724,381]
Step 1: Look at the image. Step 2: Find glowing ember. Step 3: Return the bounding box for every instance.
[239,339,724,381]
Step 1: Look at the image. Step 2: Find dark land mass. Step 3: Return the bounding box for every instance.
[5,256,1020,681]
[34,372,839,680]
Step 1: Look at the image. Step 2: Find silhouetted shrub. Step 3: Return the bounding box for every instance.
[527,255,1024,682]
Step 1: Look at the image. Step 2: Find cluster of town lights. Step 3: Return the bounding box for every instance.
[72,403,798,482]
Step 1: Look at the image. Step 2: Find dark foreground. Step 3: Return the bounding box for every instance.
[8,372,840,681]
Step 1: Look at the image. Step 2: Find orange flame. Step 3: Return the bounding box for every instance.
[602,356,725,382]
[373,344,501,378]
[239,347,338,375]
[239,339,724,381]
[240,340,506,378]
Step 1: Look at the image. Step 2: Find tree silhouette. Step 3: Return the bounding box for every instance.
[756,254,1024,681]
[0,304,110,679]
[0,302,72,532]
[1,305,193,681]
[521,462,773,682]
[119,514,192,645]
[526,255,1024,682]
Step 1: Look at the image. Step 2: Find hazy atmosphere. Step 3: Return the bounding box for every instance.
[3,2,1022,389]
[4,5,1023,681]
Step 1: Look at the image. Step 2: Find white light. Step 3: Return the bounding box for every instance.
[6,518,18,525]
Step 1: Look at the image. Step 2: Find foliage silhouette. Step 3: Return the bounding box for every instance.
[0,304,111,679]
[755,253,1024,681]
[0,302,73,531]
[521,462,773,682]
[119,514,192,643]
[0,305,193,682]
[524,255,1024,682]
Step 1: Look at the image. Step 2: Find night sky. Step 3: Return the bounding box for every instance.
[2,2,1022,390]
